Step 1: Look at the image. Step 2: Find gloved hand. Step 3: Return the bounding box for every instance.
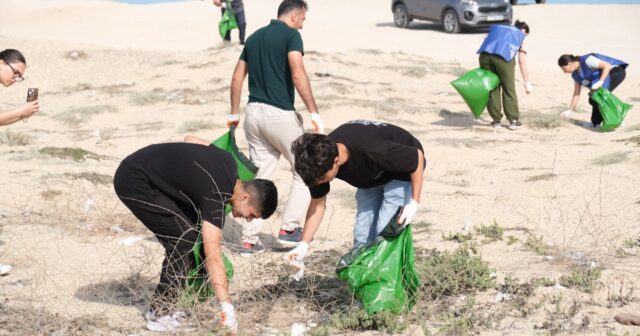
[284,241,309,281]
[226,114,239,128]
[398,199,419,225]
[591,81,603,90]
[560,109,573,118]
[309,113,324,134]
[524,82,533,94]
[219,302,238,335]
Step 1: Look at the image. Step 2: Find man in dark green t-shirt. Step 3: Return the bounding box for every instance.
[225,0,324,255]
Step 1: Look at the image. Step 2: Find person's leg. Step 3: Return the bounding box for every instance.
[241,103,281,245]
[370,180,411,241]
[479,53,502,123]
[114,164,199,314]
[354,186,384,249]
[235,10,246,44]
[262,110,309,236]
[493,56,519,122]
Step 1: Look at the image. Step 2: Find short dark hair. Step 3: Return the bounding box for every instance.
[514,20,530,34]
[558,54,580,67]
[291,133,338,186]
[0,49,26,65]
[244,179,278,219]
[277,0,308,17]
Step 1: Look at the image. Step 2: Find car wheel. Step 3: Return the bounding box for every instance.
[535,0,546,3]
[394,4,410,28]
[442,9,460,34]
[510,0,518,4]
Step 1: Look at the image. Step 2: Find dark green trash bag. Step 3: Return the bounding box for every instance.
[591,88,633,132]
[218,0,238,39]
[450,68,501,119]
[336,211,420,315]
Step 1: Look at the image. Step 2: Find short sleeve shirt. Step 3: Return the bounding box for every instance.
[240,20,304,111]
[122,143,238,228]
[309,120,425,199]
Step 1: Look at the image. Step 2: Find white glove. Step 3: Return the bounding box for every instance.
[219,302,238,334]
[226,114,239,128]
[591,81,603,90]
[398,199,419,225]
[309,113,324,134]
[524,82,533,94]
[560,109,573,118]
[284,241,309,281]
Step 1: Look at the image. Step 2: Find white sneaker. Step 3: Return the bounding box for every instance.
[0,263,12,276]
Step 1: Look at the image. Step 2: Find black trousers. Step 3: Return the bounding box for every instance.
[589,66,626,126]
[113,161,200,314]
[221,8,247,44]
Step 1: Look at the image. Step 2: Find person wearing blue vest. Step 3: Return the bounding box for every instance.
[477,21,532,130]
[557,53,628,128]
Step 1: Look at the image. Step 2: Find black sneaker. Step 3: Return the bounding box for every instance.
[508,120,522,130]
[277,228,303,247]
[490,121,502,129]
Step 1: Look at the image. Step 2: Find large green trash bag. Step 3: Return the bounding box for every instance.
[212,125,258,214]
[591,88,633,132]
[450,68,501,119]
[218,0,238,39]
[336,210,420,315]
[182,234,234,303]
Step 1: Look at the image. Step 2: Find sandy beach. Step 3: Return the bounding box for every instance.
[1,0,639,334]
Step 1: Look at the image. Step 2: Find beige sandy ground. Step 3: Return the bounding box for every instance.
[1,0,640,335]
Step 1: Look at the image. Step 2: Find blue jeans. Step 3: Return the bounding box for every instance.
[353,180,411,248]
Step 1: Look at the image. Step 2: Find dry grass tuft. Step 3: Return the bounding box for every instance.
[0,130,34,146]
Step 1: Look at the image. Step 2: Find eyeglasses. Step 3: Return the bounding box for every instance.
[5,62,24,82]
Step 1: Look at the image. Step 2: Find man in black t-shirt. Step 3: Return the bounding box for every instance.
[113,143,277,333]
[285,120,426,266]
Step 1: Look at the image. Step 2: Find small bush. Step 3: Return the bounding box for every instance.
[442,231,473,243]
[523,235,553,256]
[559,267,602,293]
[417,248,495,300]
[0,130,34,146]
[475,220,504,243]
[39,147,105,162]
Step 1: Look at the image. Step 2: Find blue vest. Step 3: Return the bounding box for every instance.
[477,25,525,62]
[571,53,628,90]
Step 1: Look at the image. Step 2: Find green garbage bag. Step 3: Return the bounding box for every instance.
[450,68,501,119]
[336,210,420,315]
[591,88,633,132]
[212,125,258,214]
[218,0,238,39]
[182,233,234,303]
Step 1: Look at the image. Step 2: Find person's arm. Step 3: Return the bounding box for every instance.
[300,196,327,243]
[0,100,39,126]
[593,60,613,90]
[518,49,531,93]
[202,220,230,303]
[569,81,581,111]
[288,51,318,114]
[230,60,248,116]
[202,220,238,334]
[184,135,210,146]
[410,149,425,203]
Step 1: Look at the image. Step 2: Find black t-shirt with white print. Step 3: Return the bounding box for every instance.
[122,143,238,229]
[309,120,424,199]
